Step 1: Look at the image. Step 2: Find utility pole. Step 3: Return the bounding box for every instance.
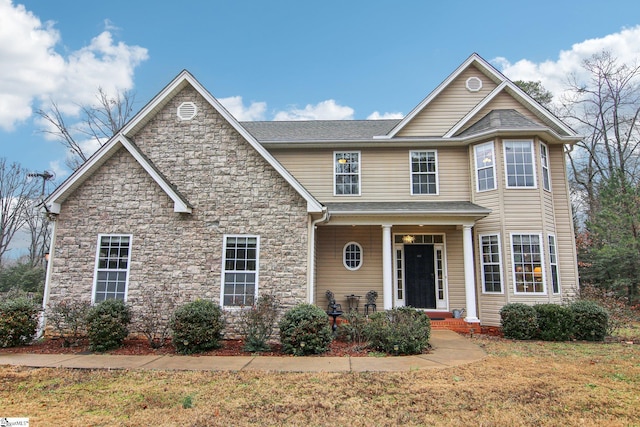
[28,171,54,197]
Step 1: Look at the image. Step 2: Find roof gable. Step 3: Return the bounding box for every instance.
[46,71,324,214]
[385,53,577,140]
[46,135,193,214]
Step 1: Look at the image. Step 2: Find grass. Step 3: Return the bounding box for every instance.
[1,337,639,426]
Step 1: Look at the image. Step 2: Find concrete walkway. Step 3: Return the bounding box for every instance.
[0,330,486,373]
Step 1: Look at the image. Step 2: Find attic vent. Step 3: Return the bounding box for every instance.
[466,76,483,92]
[177,102,197,120]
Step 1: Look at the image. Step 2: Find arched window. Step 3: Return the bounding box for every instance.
[343,242,363,270]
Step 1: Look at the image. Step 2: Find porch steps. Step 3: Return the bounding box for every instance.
[425,312,480,334]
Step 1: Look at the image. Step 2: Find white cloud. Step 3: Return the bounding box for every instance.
[274,100,354,121]
[367,111,404,120]
[218,96,266,121]
[0,0,148,130]
[493,25,640,102]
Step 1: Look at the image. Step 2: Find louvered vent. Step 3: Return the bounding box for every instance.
[177,102,197,120]
[466,76,483,92]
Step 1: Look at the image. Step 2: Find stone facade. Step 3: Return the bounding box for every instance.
[46,86,311,335]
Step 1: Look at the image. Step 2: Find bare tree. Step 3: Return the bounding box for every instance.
[0,159,40,267]
[558,51,640,220]
[37,88,136,170]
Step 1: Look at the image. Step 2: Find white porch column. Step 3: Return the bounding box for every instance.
[463,225,480,323]
[382,224,393,310]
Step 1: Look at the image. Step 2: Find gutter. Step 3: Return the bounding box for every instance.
[307,207,330,304]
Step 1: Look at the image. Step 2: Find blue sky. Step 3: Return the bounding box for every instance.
[1,0,640,183]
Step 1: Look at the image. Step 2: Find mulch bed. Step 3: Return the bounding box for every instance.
[0,337,374,357]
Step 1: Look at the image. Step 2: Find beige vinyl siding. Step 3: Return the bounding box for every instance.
[398,65,498,137]
[459,91,545,134]
[315,226,383,309]
[549,144,579,299]
[270,146,471,203]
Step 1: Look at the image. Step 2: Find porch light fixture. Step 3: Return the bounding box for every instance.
[402,235,415,244]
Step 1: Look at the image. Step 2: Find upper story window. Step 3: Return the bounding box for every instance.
[93,234,132,303]
[334,151,360,196]
[540,142,551,191]
[343,242,363,270]
[474,142,496,192]
[480,234,502,293]
[410,150,438,195]
[222,235,259,307]
[504,140,536,188]
[511,233,545,294]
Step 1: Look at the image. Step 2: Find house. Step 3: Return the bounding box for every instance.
[42,53,581,330]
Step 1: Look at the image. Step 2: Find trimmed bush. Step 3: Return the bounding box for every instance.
[0,297,40,347]
[170,300,225,354]
[86,299,131,352]
[570,300,609,341]
[364,307,431,355]
[279,304,332,356]
[239,294,280,352]
[533,304,575,341]
[500,303,538,340]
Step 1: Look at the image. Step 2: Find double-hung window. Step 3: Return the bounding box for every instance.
[511,234,544,293]
[93,234,132,302]
[474,142,496,192]
[222,235,259,307]
[334,152,360,195]
[504,140,536,188]
[480,234,502,293]
[540,142,551,191]
[410,150,438,195]
[548,235,560,294]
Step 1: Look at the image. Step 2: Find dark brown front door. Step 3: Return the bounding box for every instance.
[404,244,436,309]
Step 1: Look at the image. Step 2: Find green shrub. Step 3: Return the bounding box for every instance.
[239,294,280,352]
[86,299,131,352]
[363,307,431,355]
[533,304,575,341]
[279,304,332,356]
[47,299,91,347]
[500,303,538,340]
[570,300,609,341]
[0,297,40,347]
[170,300,225,354]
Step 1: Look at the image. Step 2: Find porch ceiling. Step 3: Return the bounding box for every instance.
[323,201,491,226]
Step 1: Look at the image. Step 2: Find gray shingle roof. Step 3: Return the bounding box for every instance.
[456,109,546,137]
[240,120,401,142]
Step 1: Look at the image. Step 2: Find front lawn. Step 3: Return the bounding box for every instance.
[1,336,638,426]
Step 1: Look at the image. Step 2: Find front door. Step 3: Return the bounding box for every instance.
[404,244,436,309]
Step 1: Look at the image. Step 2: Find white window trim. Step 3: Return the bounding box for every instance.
[540,142,551,192]
[479,233,504,294]
[91,234,133,304]
[343,241,363,271]
[409,150,439,195]
[510,232,546,295]
[503,140,537,189]
[548,234,560,295]
[474,141,496,192]
[333,151,361,196]
[220,234,260,309]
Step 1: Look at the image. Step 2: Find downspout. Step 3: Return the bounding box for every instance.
[307,207,329,304]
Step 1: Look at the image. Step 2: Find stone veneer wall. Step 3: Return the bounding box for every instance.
[46,85,310,337]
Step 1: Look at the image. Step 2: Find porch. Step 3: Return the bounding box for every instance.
[311,201,491,325]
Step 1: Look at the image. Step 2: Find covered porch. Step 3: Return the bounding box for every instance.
[311,202,490,325]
